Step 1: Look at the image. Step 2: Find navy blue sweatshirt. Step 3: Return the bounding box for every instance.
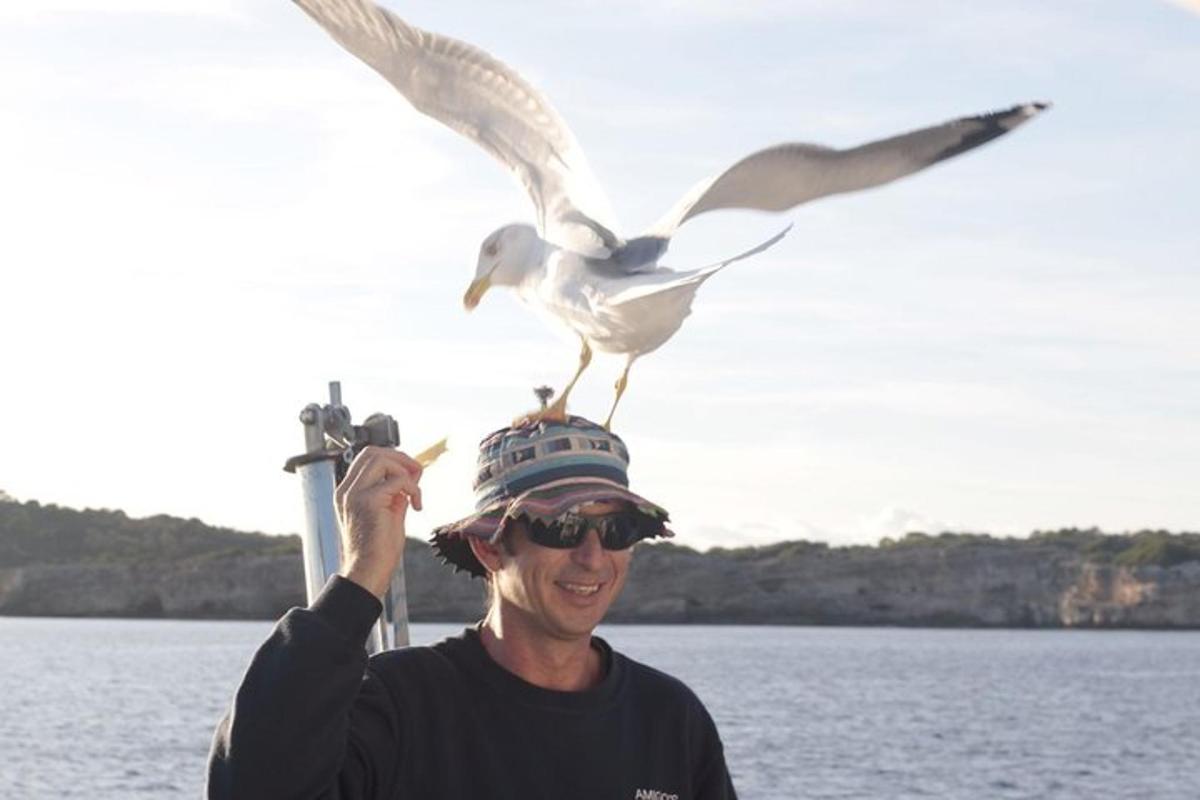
[207,576,737,799]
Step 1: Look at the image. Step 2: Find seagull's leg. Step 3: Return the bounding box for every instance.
[602,356,636,431]
[542,338,592,421]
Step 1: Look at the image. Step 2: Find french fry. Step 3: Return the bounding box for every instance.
[413,437,448,468]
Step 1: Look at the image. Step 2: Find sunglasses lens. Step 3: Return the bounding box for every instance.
[599,513,644,550]
[524,511,655,550]
[525,517,586,549]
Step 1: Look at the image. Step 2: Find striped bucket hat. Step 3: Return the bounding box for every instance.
[430,416,672,577]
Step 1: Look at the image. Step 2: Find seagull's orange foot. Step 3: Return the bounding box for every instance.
[538,394,570,422]
[512,395,570,427]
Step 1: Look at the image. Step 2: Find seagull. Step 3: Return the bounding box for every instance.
[294,0,1049,428]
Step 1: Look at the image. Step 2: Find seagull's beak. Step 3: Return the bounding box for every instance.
[463,275,491,311]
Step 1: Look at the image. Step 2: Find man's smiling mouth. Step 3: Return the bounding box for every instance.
[556,581,602,596]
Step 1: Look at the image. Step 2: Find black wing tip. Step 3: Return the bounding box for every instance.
[929,100,1051,164]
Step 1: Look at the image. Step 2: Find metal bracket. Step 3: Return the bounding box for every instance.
[283,382,401,477]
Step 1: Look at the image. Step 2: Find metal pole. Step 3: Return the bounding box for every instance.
[381,567,411,649]
[297,457,341,604]
[288,383,407,654]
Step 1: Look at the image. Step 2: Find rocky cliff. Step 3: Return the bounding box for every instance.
[2,499,1198,626]
[614,539,1200,627]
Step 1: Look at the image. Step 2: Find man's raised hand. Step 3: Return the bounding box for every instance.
[334,446,424,598]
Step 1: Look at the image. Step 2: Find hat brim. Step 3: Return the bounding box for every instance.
[430,477,672,578]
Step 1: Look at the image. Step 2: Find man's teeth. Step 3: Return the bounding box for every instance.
[558,582,601,596]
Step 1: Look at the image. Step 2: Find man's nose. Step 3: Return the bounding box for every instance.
[570,528,604,568]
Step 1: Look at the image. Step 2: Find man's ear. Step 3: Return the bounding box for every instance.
[469,534,504,576]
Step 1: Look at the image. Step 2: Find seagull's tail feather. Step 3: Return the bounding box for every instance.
[692,223,792,275]
[604,225,792,306]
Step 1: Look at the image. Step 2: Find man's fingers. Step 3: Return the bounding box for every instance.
[341,447,421,487]
[342,446,422,483]
[369,472,423,512]
[343,468,422,514]
[337,447,424,503]
[387,450,424,483]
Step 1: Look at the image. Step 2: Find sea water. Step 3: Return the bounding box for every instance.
[1,618,1197,799]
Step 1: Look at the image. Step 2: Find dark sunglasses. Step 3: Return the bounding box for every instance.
[522,511,658,551]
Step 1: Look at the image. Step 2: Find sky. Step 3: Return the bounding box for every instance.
[1,0,1197,549]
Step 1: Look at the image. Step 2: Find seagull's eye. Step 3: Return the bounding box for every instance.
[484,243,498,258]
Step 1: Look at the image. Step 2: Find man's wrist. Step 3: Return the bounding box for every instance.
[340,561,392,598]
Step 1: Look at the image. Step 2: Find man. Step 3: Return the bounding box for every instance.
[207,416,737,799]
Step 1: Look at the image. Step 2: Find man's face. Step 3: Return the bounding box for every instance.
[493,501,633,642]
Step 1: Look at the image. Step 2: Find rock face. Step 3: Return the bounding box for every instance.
[2,537,1199,627]
[1058,562,1200,627]
[0,540,481,621]
[612,540,1074,625]
[0,556,304,619]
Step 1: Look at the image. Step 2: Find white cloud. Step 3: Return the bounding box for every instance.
[856,506,955,543]
[689,519,831,550]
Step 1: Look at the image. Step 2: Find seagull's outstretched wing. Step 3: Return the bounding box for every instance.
[293,0,621,256]
[647,102,1050,239]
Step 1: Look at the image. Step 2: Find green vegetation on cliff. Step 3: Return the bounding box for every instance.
[0,498,299,568]
[707,529,1200,568]
[1028,527,1200,567]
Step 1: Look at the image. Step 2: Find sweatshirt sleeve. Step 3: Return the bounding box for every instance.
[206,576,405,800]
[693,701,738,800]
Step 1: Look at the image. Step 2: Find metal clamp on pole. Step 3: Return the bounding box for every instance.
[284,381,410,653]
